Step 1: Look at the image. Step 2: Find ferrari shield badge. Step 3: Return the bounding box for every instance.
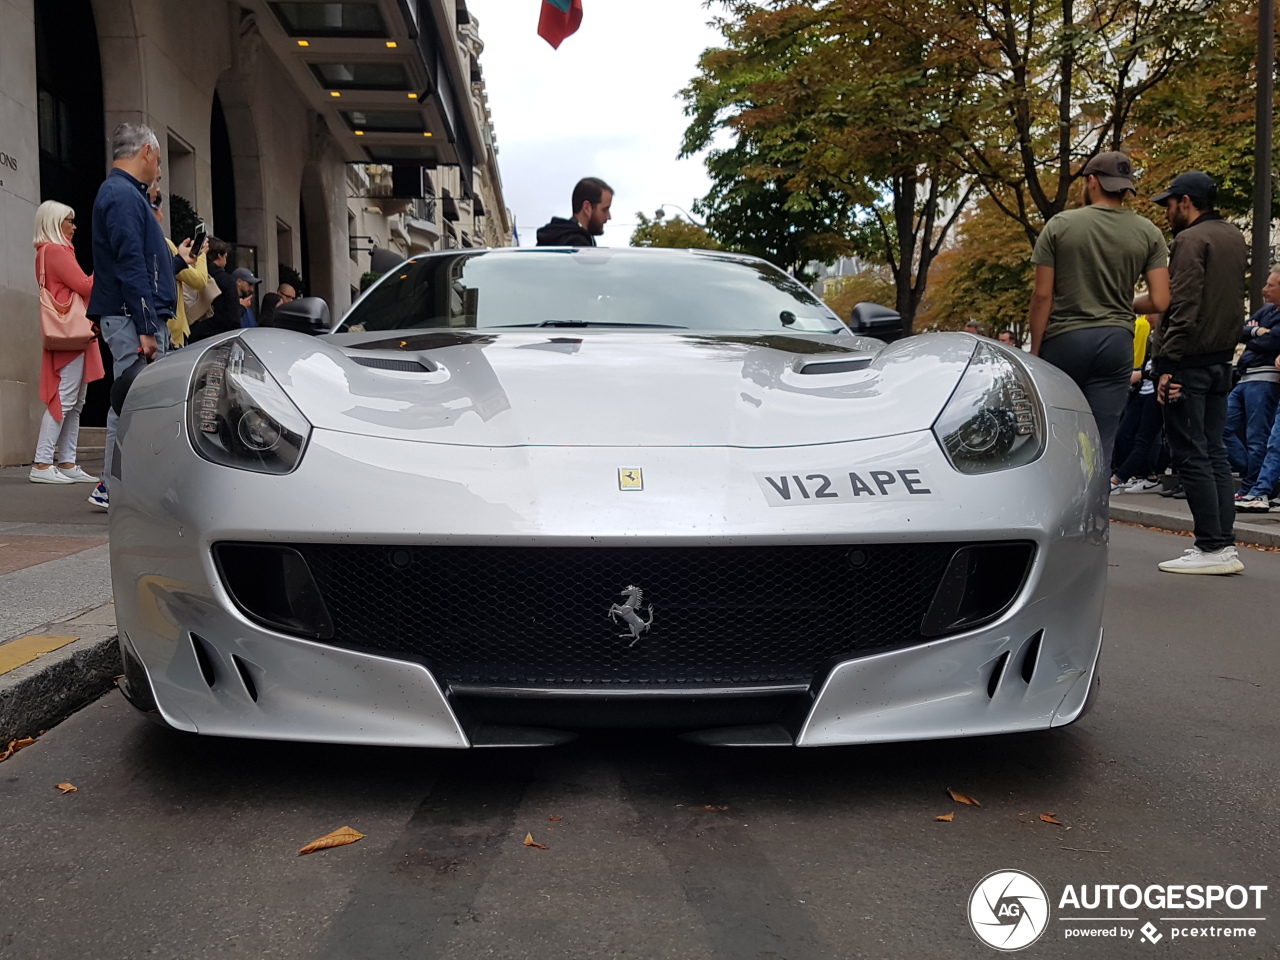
[618,467,644,491]
[608,585,654,646]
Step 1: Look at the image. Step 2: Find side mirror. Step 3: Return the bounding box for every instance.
[849,302,905,343]
[273,297,331,336]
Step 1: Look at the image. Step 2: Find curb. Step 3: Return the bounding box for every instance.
[1109,502,1280,549]
[0,634,121,743]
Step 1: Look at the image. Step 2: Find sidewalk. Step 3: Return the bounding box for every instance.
[0,429,119,743]
[1108,486,1280,549]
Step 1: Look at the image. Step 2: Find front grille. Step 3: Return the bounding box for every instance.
[249,541,1025,687]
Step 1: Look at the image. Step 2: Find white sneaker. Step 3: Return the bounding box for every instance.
[54,465,99,483]
[1124,477,1161,493]
[29,466,72,484]
[1109,478,1128,494]
[1158,546,1244,575]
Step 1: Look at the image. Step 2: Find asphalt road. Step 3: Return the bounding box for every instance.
[1,523,1277,960]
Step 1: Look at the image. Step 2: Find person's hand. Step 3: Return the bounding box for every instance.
[177,237,195,264]
[199,238,209,257]
[1258,327,1270,336]
[1157,373,1181,405]
[138,334,158,360]
[240,295,252,309]
[1130,370,1142,385]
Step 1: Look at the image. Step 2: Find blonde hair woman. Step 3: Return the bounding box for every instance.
[31,200,105,483]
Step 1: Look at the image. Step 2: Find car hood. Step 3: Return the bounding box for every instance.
[241,329,976,448]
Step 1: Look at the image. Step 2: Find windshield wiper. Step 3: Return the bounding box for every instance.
[495,321,687,329]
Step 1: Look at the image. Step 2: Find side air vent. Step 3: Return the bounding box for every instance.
[1020,630,1043,684]
[350,356,435,372]
[213,543,335,640]
[231,654,259,702]
[798,358,874,375]
[190,633,218,688]
[987,651,1010,699]
[920,542,1035,637]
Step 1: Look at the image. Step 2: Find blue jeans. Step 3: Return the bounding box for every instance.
[1224,379,1280,489]
[1245,410,1280,499]
[101,316,170,493]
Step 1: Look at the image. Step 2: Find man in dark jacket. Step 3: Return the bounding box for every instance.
[1225,269,1280,507]
[536,177,613,246]
[1142,171,1248,573]
[187,238,243,343]
[85,122,184,510]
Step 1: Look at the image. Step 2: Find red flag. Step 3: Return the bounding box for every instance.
[538,0,582,50]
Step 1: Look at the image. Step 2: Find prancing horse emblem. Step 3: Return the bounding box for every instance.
[608,585,654,646]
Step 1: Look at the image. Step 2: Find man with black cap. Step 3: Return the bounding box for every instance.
[1028,151,1171,468]
[1140,171,1248,574]
[232,266,263,327]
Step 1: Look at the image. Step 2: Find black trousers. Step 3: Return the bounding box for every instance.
[1040,327,1134,468]
[1162,363,1235,552]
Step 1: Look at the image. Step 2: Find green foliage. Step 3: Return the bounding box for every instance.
[919,196,1035,340]
[279,264,304,295]
[1131,1,1278,221]
[822,272,898,325]
[359,271,381,293]
[630,213,721,250]
[169,194,199,244]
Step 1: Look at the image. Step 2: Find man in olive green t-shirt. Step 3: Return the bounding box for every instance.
[1026,151,1171,465]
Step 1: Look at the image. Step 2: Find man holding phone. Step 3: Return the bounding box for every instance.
[1139,171,1248,574]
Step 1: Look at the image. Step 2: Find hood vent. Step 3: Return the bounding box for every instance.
[797,357,874,375]
[350,356,436,373]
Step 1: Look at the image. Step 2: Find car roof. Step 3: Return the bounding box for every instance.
[397,246,774,269]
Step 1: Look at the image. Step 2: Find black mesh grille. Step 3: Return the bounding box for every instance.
[246,542,1021,687]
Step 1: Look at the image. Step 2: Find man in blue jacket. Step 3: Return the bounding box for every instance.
[85,122,184,510]
[1233,268,1280,512]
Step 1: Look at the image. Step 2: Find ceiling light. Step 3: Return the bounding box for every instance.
[423,132,432,137]
[330,91,341,97]
[385,41,398,48]
[354,130,364,136]
[407,92,417,99]
[297,40,310,47]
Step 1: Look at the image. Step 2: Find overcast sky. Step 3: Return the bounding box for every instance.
[465,0,725,246]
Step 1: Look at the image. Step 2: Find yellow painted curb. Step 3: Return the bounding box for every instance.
[0,636,79,676]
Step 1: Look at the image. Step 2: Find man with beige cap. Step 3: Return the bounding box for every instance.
[1027,151,1171,467]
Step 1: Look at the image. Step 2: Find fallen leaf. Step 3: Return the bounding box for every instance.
[549,816,562,822]
[0,736,37,763]
[298,825,366,856]
[522,832,549,850]
[718,805,729,811]
[55,782,78,794]
[1040,813,1063,825]
[935,812,955,822]
[704,804,715,811]
[947,789,981,806]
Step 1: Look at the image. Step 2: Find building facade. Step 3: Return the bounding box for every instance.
[0,0,510,463]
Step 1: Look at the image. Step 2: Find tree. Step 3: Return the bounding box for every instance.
[822,270,898,324]
[683,1,979,329]
[952,0,1218,243]
[629,212,721,250]
[918,195,1037,340]
[1130,0,1279,221]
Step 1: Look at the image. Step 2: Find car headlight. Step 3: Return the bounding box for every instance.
[932,342,1045,474]
[188,339,311,474]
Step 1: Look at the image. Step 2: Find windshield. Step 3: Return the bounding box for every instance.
[337,250,844,334]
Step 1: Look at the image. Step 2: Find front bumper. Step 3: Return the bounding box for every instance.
[111,403,1107,747]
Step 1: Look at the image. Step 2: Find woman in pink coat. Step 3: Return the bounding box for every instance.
[30,200,105,483]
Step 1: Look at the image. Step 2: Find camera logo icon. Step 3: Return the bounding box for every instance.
[968,869,1050,951]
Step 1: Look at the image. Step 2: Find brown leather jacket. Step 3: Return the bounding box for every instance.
[1151,212,1248,374]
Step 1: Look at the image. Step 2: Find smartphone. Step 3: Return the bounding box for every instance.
[191,221,206,254]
